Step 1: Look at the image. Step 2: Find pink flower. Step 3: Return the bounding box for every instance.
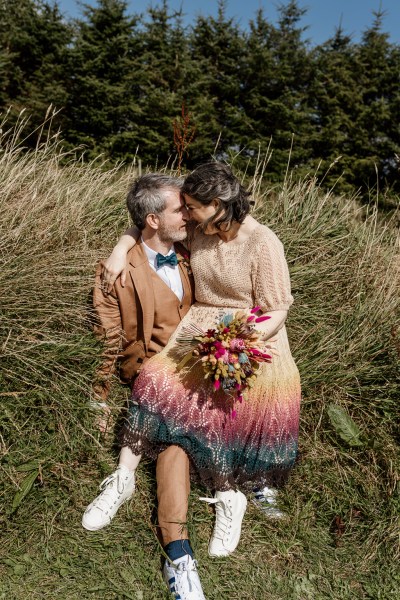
[255,315,271,323]
[231,409,237,419]
[251,306,261,314]
[229,338,246,351]
[220,351,229,363]
[247,315,255,322]
[214,379,220,390]
[249,348,261,356]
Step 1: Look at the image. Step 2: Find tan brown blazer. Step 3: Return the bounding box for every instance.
[92,240,194,399]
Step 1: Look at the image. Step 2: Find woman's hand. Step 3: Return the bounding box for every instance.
[257,310,287,341]
[101,228,140,292]
[262,336,280,357]
[102,248,129,293]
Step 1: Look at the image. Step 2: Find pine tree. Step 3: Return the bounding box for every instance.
[308,27,362,191]
[241,1,313,179]
[130,1,191,165]
[0,0,71,130]
[187,0,247,163]
[65,0,140,160]
[239,10,277,161]
[352,10,400,193]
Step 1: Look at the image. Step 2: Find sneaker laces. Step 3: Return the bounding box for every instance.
[89,471,125,512]
[169,558,200,595]
[200,496,232,541]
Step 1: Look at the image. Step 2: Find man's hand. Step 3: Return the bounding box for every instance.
[90,396,113,435]
[95,404,113,435]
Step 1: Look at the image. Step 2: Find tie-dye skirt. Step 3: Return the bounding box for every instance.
[120,305,301,491]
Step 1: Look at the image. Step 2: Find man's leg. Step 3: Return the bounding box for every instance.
[157,445,248,560]
[82,447,141,531]
[156,445,190,545]
[158,445,205,599]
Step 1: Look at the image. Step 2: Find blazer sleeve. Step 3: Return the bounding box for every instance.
[92,262,123,401]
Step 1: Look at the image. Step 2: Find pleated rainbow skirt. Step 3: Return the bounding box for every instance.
[121,305,301,491]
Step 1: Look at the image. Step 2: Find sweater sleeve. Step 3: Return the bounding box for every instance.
[252,228,293,312]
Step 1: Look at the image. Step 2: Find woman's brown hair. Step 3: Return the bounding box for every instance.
[182,162,251,231]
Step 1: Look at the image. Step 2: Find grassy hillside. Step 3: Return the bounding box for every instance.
[0,119,399,600]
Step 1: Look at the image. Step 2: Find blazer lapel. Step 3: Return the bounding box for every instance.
[129,242,154,351]
[176,243,192,302]
[178,261,191,301]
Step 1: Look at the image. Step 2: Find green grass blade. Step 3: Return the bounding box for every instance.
[327,404,365,447]
[11,469,39,514]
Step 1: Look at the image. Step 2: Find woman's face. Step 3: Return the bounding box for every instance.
[183,194,220,233]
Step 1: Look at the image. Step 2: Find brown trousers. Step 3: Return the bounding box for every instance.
[156,445,190,545]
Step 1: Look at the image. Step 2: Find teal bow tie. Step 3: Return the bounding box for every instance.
[156,252,178,269]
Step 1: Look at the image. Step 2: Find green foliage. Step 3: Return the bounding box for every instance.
[308,27,363,192]
[11,469,39,514]
[128,1,190,164]
[186,0,247,162]
[0,1,399,197]
[352,10,400,192]
[0,0,71,131]
[326,404,364,448]
[65,0,141,160]
[242,2,313,175]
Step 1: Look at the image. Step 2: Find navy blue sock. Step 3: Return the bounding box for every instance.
[164,539,194,562]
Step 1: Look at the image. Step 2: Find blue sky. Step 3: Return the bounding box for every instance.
[58,1,400,45]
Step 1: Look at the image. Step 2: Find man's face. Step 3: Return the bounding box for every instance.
[157,188,189,243]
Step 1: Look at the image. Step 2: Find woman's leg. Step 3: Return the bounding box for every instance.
[119,446,142,471]
[82,446,141,531]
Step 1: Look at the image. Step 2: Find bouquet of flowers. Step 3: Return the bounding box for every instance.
[176,307,272,416]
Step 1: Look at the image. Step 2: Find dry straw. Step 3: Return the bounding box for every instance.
[0,114,399,599]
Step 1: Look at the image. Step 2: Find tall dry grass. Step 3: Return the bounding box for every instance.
[0,117,399,599]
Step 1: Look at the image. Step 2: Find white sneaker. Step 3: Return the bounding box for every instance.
[200,490,247,557]
[82,465,135,531]
[163,554,206,600]
[252,486,285,518]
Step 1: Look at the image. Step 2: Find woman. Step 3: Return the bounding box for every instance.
[100,162,300,594]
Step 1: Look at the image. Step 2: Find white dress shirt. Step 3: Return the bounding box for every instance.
[142,239,184,301]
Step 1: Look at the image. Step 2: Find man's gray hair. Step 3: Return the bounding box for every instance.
[126,173,183,230]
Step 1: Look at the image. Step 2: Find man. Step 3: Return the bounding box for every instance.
[83,174,229,600]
